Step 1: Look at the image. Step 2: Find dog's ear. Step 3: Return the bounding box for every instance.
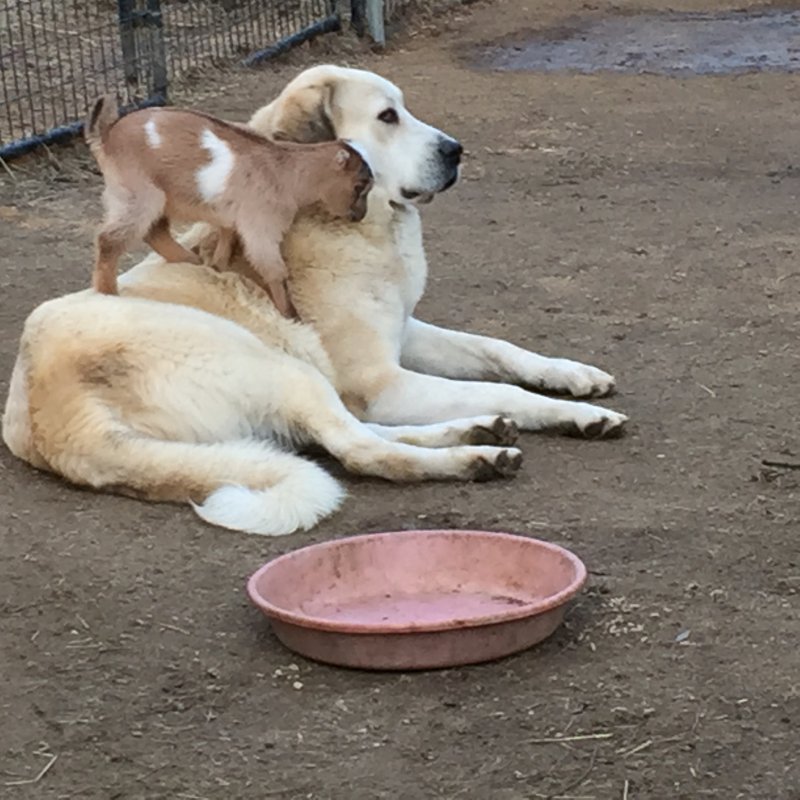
[250,81,336,143]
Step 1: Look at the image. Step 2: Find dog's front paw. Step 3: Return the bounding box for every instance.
[564,404,628,439]
[542,359,617,398]
[469,447,523,481]
[464,416,520,446]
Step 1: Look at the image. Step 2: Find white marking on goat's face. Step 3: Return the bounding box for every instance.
[196,128,234,201]
[144,118,161,148]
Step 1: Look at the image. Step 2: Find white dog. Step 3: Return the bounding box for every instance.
[2,65,627,536]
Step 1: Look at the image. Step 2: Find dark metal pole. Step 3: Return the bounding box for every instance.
[0,96,165,161]
[145,0,168,102]
[241,15,341,68]
[350,0,366,37]
[117,0,138,87]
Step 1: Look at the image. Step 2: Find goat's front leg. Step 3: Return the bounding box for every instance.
[238,230,295,318]
[365,368,627,438]
[401,318,617,399]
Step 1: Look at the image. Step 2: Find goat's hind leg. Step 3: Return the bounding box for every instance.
[93,227,127,294]
[94,184,167,294]
[210,227,236,270]
[145,217,202,265]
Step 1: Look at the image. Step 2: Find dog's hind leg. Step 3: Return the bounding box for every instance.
[273,363,522,482]
[365,416,519,448]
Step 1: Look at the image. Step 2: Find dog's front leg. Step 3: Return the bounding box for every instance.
[365,368,627,439]
[401,318,617,399]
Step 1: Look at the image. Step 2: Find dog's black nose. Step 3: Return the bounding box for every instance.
[438,138,463,163]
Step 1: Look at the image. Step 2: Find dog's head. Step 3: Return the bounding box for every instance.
[249,65,462,208]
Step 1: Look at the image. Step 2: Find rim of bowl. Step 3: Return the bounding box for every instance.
[246,530,587,634]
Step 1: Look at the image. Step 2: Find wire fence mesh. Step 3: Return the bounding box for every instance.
[382,0,410,23]
[0,0,338,158]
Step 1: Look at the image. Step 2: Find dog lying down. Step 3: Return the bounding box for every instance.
[3,65,628,537]
[84,96,374,315]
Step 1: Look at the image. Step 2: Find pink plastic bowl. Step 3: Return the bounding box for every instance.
[246,529,587,670]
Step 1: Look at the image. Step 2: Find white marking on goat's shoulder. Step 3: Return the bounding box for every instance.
[196,128,234,201]
[144,118,161,148]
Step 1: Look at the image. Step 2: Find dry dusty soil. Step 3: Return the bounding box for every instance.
[0,0,798,798]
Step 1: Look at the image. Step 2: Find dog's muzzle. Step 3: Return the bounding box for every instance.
[438,136,462,191]
[400,137,464,202]
[438,136,463,168]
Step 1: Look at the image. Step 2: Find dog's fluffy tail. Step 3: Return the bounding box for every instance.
[84,94,119,154]
[50,426,345,536]
[190,441,346,536]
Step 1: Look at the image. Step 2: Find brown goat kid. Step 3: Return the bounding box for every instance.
[84,97,373,314]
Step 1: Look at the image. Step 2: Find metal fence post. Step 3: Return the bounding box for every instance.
[350,0,366,37]
[117,0,167,101]
[117,0,138,87]
[145,0,168,102]
[366,0,385,46]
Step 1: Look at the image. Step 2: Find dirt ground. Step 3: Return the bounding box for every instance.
[1,0,798,797]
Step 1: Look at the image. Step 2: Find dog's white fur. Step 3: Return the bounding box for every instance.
[2,65,627,536]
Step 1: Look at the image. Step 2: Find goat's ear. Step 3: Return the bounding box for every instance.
[251,81,336,143]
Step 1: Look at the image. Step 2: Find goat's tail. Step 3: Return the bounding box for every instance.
[84,94,119,154]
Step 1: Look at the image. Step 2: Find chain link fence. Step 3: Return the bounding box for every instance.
[0,0,443,160]
[0,0,339,159]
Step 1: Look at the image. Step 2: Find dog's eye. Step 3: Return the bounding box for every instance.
[377,108,399,125]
